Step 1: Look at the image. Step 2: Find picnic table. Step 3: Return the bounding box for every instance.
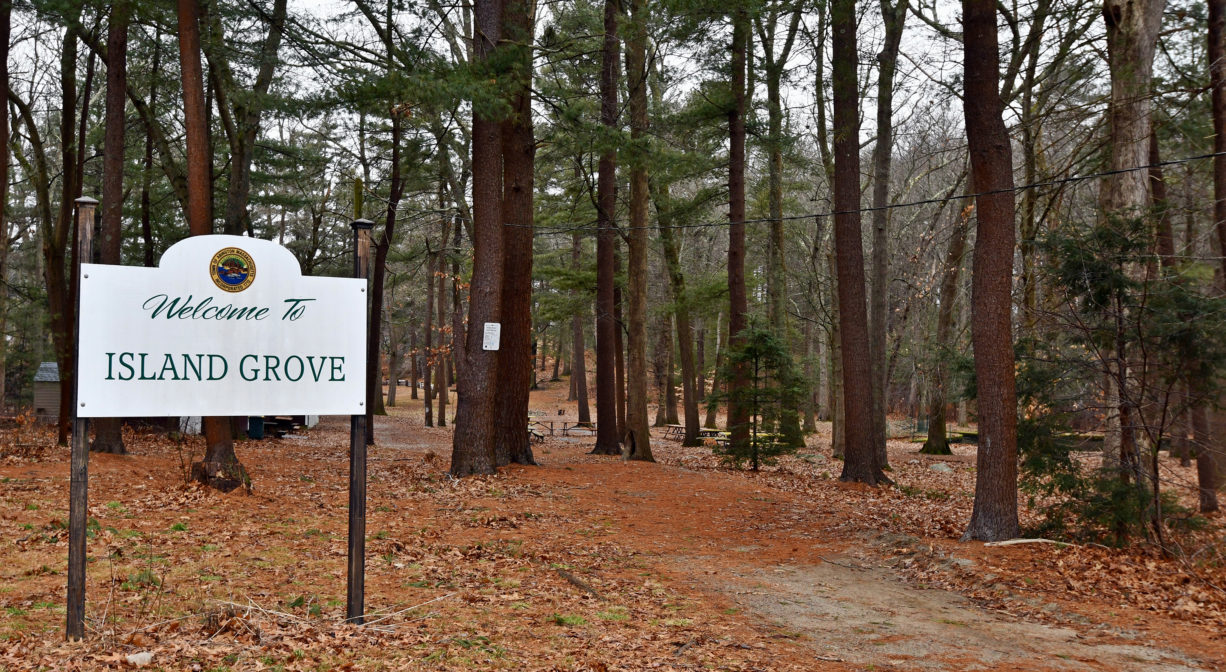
[697,428,724,438]
[664,424,685,440]
[528,419,597,436]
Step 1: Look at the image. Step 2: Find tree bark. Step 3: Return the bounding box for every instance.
[450,0,503,477]
[961,0,1020,540]
[0,0,8,411]
[92,0,131,455]
[868,0,908,468]
[139,32,160,268]
[832,0,884,484]
[727,6,751,452]
[1206,0,1226,512]
[495,0,536,466]
[623,0,653,460]
[655,182,700,445]
[179,0,246,491]
[572,232,591,423]
[922,200,969,455]
[424,250,435,427]
[592,0,622,455]
[757,5,803,448]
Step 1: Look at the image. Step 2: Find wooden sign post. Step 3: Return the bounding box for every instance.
[347,219,373,624]
[67,197,97,641]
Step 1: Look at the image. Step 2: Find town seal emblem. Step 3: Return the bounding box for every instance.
[210,247,256,293]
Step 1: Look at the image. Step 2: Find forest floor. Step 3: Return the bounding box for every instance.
[1,376,1225,671]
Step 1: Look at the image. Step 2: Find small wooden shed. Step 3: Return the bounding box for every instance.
[34,362,60,424]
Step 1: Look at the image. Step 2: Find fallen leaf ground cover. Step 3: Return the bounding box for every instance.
[0,379,1223,671]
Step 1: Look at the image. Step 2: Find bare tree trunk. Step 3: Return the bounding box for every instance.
[704,312,722,429]
[868,0,907,468]
[450,0,503,476]
[832,0,883,484]
[92,0,131,454]
[922,201,969,455]
[1206,0,1226,512]
[437,236,449,427]
[961,0,1020,541]
[495,0,536,465]
[653,315,669,427]
[424,252,435,427]
[592,0,621,455]
[758,7,803,448]
[409,319,419,400]
[140,32,160,268]
[180,0,246,491]
[572,232,591,422]
[0,0,7,411]
[727,6,751,452]
[623,0,653,460]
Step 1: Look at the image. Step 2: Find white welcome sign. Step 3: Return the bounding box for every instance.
[77,235,366,417]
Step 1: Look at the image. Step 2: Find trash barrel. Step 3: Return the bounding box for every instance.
[248,416,265,440]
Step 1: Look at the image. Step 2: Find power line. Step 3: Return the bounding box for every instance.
[512,150,1226,234]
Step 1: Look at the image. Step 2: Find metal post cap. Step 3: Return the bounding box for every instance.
[351,219,375,230]
[75,197,99,206]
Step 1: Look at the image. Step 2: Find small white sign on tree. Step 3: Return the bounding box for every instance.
[77,235,367,417]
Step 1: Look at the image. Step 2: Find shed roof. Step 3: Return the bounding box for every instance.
[34,362,59,383]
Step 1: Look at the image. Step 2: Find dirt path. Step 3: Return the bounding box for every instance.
[480,434,1216,672]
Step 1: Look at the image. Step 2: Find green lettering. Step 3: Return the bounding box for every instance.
[282,298,315,321]
[329,356,345,382]
[307,356,326,382]
[264,355,281,381]
[118,353,135,380]
[182,354,203,380]
[137,353,157,380]
[106,353,115,380]
[284,356,304,382]
[207,354,228,381]
[158,353,180,381]
[239,354,259,381]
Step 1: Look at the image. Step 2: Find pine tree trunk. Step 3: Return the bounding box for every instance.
[449,0,503,477]
[424,253,435,426]
[591,0,621,455]
[828,250,845,458]
[726,8,751,452]
[832,0,882,484]
[624,0,653,461]
[140,33,160,268]
[1206,0,1226,511]
[0,0,10,410]
[409,324,419,400]
[91,0,131,455]
[869,0,907,468]
[922,202,969,455]
[180,0,246,491]
[961,0,1020,540]
[704,312,722,429]
[436,235,449,427]
[495,0,536,466]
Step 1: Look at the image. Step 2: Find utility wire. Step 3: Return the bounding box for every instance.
[509,150,1226,234]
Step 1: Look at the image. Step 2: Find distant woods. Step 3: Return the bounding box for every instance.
[2,0,1224,542]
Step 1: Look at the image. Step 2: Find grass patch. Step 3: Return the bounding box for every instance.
[551,613,586,626]
[597,607,629,621]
